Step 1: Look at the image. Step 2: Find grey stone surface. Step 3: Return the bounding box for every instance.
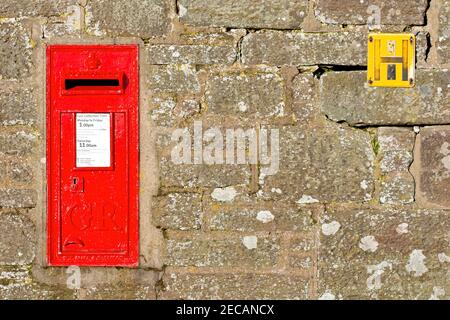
[0,213,35,265]
[292,73,321,124]
[205,72,286,121]
[157,129,252,189]
[0,130,36,156]
[208,202,318,232]
[178,0,308,29]
[166,235,280,267]
[242,30,367,66]
[145,45,236,65]
[0,0,76,17]
[0,158,33,183]
[80,284,155,300]
[415,126,450,208]
[315,0,428,26]
[319,206,450,299]
[0,189,36,208]
[0,86,36,125]
[377,127,415,205]
[259,123,374,203]
[320,70,450,126]
[86,0,171,37]
[0,266,74,299]
[145,65,201,94]
[437,0,450,64]
[161,272,310,299]
[0,22,32,80]
[152,193,203,230]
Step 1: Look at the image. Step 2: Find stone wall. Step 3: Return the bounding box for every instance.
[0,0,449,300]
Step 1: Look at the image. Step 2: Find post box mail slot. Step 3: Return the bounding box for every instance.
[47,45,139,267]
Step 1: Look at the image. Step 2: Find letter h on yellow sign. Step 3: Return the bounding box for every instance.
[368,33,416,88]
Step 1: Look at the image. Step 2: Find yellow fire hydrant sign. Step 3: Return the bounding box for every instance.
[368,33,416,88]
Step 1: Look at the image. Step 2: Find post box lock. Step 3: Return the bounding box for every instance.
[70,176,84,193]
[47,45,139,267]
[368,33,416,88]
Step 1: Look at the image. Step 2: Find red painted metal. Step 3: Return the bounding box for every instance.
[47,45,139,266]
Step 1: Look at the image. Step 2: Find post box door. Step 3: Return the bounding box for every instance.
[47,45,139,266]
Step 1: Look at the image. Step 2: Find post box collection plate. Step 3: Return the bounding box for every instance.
[368,33,416,88]
[47,45,139,266]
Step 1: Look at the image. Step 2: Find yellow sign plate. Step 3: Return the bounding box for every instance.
[367,33,416,88]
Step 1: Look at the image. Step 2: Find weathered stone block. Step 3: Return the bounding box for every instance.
[319,206,450,299]
[157,129,252,189]
[379,172,415,205]
[205,72,285,120]
[242,30,367,66]
[321,70,450,126]
[437,0,450,64]
[150,97,200,127]
[0,266,74,300]
[315,0,428,26]
[292,73,320,124]
[0,189,36,208]
[80,285,156,300]
[145,45,236,65]
[414,126,450,208]
[161,272,310,299]
[178,0,308,29]
[0,0,75,17]
[152,193,203,230]
[0,213,35,265]
[377,127,415,205]
[146,65,200,94]
[42,5,83,39]
[0,86,36,125]
[86,0,171,37]
[208,201,318,232]
[378,126,415,173]
[415,32,430,67]
[159,157,252,189]
[0,158,33,183]
[289,256,313,269]
[0,130,36,156]
[166,235,280,267]
[0,22,32,80]
[260,123,374,203]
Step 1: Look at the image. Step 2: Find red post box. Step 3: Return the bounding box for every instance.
[46,45,139,266]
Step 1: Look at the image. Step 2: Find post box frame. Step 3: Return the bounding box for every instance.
[46,45,139,267]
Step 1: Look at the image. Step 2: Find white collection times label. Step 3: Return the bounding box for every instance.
[76,113,111,168]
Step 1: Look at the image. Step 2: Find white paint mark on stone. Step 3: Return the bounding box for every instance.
[66,5,82,33]
[297,195,319,204]
[441,155,450,170]
[321,221,341,236]
[242,236,258,250]
[396,223,409,234]
[440,142,450,155]
[366,261,392,291]
[178,4,188,17]
[360,180,368,190]
[413,126,420,134]
[211,187,237,202]
[237,101,249,112]
[359,236,379,252]
[437,253,450,263]
[429,286,445,300]
[319,291,336,300]
[271,188,282,194]
[256,210,275,223]
[406,250,429,277]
